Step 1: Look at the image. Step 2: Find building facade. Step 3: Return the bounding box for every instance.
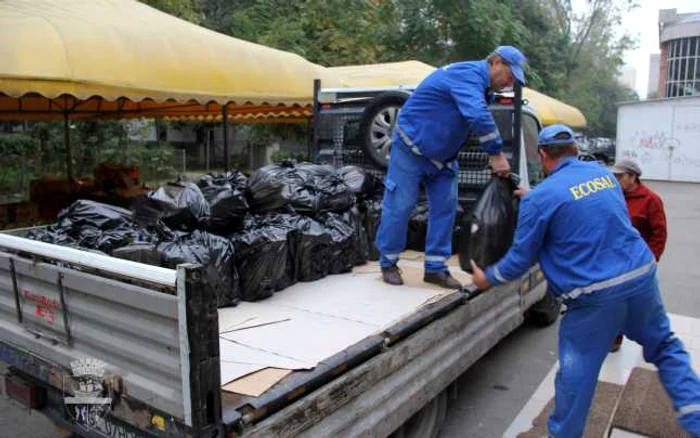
[657,9,700,98]
[618,66,637,91]
[647,54,660,98]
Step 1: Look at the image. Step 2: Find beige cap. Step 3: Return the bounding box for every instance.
[612,158,642,177]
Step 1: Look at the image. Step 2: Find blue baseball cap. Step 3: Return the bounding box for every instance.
[495,46,527,84]
[538,124,576,147]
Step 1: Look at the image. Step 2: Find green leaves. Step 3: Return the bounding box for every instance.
[142,0,641,137]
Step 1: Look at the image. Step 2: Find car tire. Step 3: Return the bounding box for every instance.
[525,290,561,326]
[358,92,409,169]
[389,389,448,438]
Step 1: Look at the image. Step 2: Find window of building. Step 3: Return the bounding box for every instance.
[664,36,700,98]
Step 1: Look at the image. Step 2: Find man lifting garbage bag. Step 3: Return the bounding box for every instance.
[470,124,700,438]
[375,46,526,288]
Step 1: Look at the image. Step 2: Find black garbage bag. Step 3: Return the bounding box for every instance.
[200,185,248,234]
[296,162,336,178]
[79,227,138,253]
[27,226,77,247]
[406,202,429,251]
[198,171,247,190]
[288,216,332,281]
[197,171,249,233]
[247,163,319,214]
[316,174,354,213]
[156,230,240,307]
[134,182,210,231]
[112,243,162,265]
[36,200,154,254]
[294,163,354,213]
[360,199,382,261]
[338,166,380,200]
[198,171,249,235]
[317,213,355,274]
[459,175,519,272]
[230,216,295,301]
[341,206,369,266]
[57,200,133,230]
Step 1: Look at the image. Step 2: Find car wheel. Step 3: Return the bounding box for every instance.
[358,92,409,169]
[389,390,448,438]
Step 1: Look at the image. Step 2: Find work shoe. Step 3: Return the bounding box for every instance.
[610,334,624,353]
[424,271,462,289]
[382,266,404,286]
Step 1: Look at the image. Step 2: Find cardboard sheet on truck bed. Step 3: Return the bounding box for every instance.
[219,256,470,395]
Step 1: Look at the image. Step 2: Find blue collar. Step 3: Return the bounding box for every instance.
[551,156,578,175]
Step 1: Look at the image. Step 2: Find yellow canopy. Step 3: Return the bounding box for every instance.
[330,61,437,88]
[330,61,587,128]
[0,0,339,121]
[522,88,587,129]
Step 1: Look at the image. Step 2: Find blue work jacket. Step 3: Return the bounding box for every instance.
[485,157,655,301]
[397,60,503,162]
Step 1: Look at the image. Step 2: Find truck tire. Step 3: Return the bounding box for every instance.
[358,92,409,169]
[525,290,561,326]
[389,390,448,438]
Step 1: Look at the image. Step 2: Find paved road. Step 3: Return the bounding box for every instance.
[2,180,698,438]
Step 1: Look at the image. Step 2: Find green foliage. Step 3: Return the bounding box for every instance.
[0,134,37,156]
[140,0,201,23]
[196,0,384,66]
[270,150,311,163]
[182,0,640,137]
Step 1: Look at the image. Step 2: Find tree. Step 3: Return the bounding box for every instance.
[140,0,201,23]
[142,0,639,137]
[196,0,385,65]
[553,0,639,136]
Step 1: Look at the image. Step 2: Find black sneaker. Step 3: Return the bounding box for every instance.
[424,271,462,289]
[381,266,404,286]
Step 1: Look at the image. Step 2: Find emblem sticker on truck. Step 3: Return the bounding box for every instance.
[63,357,114,433]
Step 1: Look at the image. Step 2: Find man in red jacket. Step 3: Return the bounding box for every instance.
[610,158,668,351]
[612,159,667,260]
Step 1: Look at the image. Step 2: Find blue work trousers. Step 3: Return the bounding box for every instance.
[548,276,700,437]
[375,139,458,273]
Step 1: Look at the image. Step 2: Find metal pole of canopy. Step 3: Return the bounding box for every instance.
[312,79,321,158]
[512,81,523,174]
[63,112,73,180]
[222,104,230,172]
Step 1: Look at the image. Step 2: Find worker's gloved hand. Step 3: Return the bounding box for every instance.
[489,153,511,176]
[514,185,530,199]
[469,260,491,290]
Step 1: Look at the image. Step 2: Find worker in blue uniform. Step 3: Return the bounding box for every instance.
[470,124,700,438]
[376,46,527,288]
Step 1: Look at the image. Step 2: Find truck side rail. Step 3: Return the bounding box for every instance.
[0,233,224,437]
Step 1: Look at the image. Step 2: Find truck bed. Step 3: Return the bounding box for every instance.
[217,258,466,390]
[0,232,547,437]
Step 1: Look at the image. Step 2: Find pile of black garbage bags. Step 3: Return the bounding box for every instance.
[28,162,384,307]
